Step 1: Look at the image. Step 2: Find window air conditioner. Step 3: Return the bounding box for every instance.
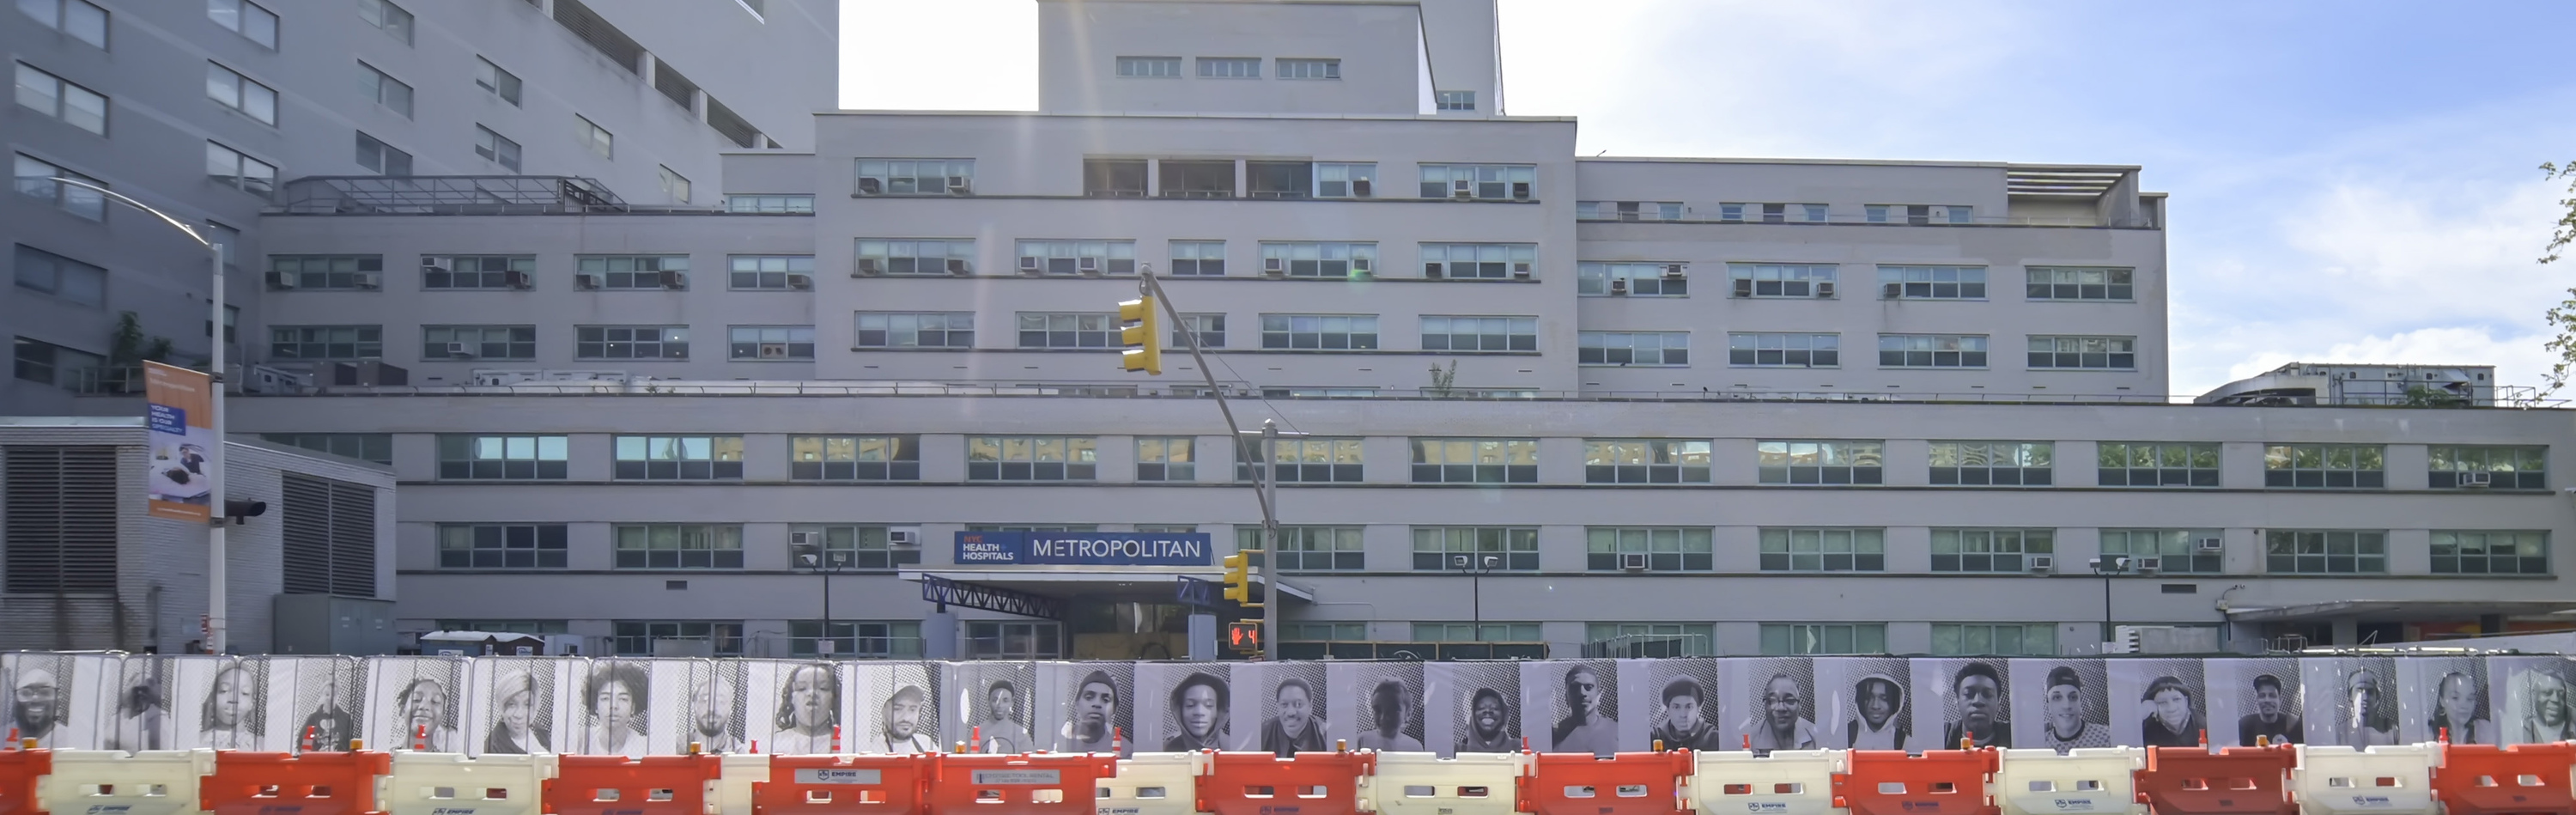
[1733,278,1754,298]
[1511,181,1530,200]
[1351,179,1371,197]
[446,343,475,359]
[1619,552,1649,572]
[1018,256,1042,273]
[2027,555,2053,572]
[789,531,820,547]
[575,272,603,289]
[787,273,813,289]
[1078,256,1101,275]
[1263,257,1285,275]
[856,258,883,276]
[757,343,788,359]
[945,176,972,194]
[507,270,533,289]
[266,271,298,290]
[1512,262,1532,279]
[946,258,973,275]
[1424,263,1444,279]
[658,270,686,289]
[1351,257,1371,272]
[2194,536,2224,551]
[1881,282,1903,299]
[1816,281,1836,298]
[1450,179,1473,198]
[2460,471,2494,488]
[1662,265,1686,280]
[355,271,382,290]
[888,527,920,547]
[1608,278,1630,295]
[2133,557,2161,574]
[857,177,882,195]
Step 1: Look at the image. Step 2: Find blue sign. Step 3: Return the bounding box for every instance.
[1175,575,1223,609]
[147,404,186,435]
[953,532,1213,567]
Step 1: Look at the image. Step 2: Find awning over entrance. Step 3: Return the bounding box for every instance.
[897,567,1314,605]
[2224,599,2576,623]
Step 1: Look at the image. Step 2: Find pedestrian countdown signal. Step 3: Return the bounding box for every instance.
[1226,621,1262,653]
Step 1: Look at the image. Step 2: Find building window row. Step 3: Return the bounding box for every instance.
[860,156,1535,201]
[1115,56,1340,80]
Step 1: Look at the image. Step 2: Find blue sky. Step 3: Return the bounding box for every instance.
[841,0,2576,396]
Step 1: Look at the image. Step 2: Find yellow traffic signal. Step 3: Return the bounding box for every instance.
[1221,551,1256,605]
[1118,296,1162,375]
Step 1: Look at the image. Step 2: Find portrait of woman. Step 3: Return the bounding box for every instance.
[200,663,261,749]
[482,672,552,754]
[2431,670,2495,745]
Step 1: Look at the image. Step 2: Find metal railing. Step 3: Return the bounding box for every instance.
[1581,633,1714,659]
[1280,641,1549,660]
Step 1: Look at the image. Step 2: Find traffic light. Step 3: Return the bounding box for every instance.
[1226,621,1262,653]
[1117,296,1162,375]
[1220,551,1257,605]
[222,499,267,524]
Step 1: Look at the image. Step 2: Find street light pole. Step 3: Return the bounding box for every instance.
[52,178,228,654]
[2091,555,2132,650]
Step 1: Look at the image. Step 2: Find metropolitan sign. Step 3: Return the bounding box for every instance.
[953,531,1213,566]
[143,361,214,523]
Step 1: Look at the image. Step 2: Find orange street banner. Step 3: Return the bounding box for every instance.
[144,361,214,522]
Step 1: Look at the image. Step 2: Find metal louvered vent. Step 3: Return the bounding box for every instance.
[3,446,119,594]
[653,62,698,111]
[707,97,760,149]
[282,473,377,597]
[553,0,643,73]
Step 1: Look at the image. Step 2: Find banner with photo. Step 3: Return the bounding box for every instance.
[264,655,366,752]
[1425,660,1517,757]
[2302,655,2399,747]
[2205,657,2302,747]
[143,360,215,523]
[366,656,468,752]
[4,653,111,749]
[1236,661,1326,755]
[1137,663,1229,752]
[738,660,851,755]
[942,661,1038,753]
[2108,657,2207,749]
[1038,662,1132,756]
[1912,658,2010,750]
[1625,657,1720,752]
[2008,658,2111,753]
[1522,660,1617,756]
[1327,661,1425,752]
[100,654,176,752]
[852,661,939,754]
[2398,654,2494,745]
[2489,655,2576,745]
[1721,656,1814,753]
[1818,656,1912,751]
[464,656,576,757]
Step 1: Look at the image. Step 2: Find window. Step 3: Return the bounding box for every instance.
[1583,440,1710,484]
[1276,58,1340,79]
[726,194,813,214]
[1928,441,2053,486]
[423,254,533,289]
[2430,446,2547,490]
[1410,438,1537,484]
[23,0,107,49]
[1587,623,1713,655]
[855,159,973,195]
[204,142,275,195]
[354,132,411,176]
[1577,201,1684,222]
[1421,623,1543,642]
[576,116,612,158]
[269,325,381,360]
[2100,529,2225,575]
[854,239,975,275]
[1197,57,1258,78]
[968,621,1061,660]
[1586,527,1713,571]
[12,246,105,307]
[2431,531,2549,575]
[435,435,568,480]
[1879,334,1988,368]
[205,62,276,125]
[357,0,411,43]
[2263,444,2386,489]
[1016,240,1136,276]
[658,166,690,204]
[357,63,412,117]
[1867,204,1971,224]
[1170,314,1224,352]
[2265,530,2388,575]
[438,524,568,569]
[422,325,534,361]
[1421,316,1537,353]
[260,433,392,465]
[1263,387,1379,398]
[854,312,974,349]
[728,255,813,290]
[1316,162,1374,198]
[1931,528,2053,573]
[14,155,103,221]
[1761,623,1886,655]
[1419,163,1532,200]
[791,435,920,481]
[1728,333,1839,367]
[1259,241,1376,277]
[1877,265,1986,300]
[1238,526,1364,571]
[967,436,1099,481]
[1238,438,1364,483]
[1580,262,1687,296]
[1135,437,1194,481]
[1116,56,1181,77]
[1247,161,1310,199]
[1420,243,1535,280]
[728,325,814,360]
[793,620,920,659]
[614,525,744,569]
[2026,267,2134,301]
[1759,528,1886,571]
[612,436,743,480]
[1579,332,1688,366]
[1724,263,1835,299]
[1083,159,1145,197]
[612,622,743,657]
[789,525,923,570]
[1016,313,1115,349]
[1930,624,2057,656]
[575,325,688,360]
[1261,314,1377,350]
[2097,442,2220,487]
[1284,622,1367,644]
[1158,160,1233,198]
[18,64,107,135]
[1716,202,1832,223]
[268,256,383,290]
[1757,441,1884,485]
[11,338,102,388]
[1435,90,1475,111]
[210,303,237,344]
[2028,336,2138,370]
[1412,527,1539,570]
[577,255,687,289]
[475,58,521,105]
[474,125,522,171]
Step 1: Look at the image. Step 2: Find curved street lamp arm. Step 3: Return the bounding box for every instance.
[46,177,214,248]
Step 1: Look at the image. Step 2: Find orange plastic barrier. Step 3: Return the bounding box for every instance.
[0,745,47,815]
[548,755,722,815]
[927,754,1117,815]
[1519,751,1693,815]
[199,751,392,815]
[751,754,929,815]
[2428,742,2576,815]
[1198,750,1377,815]
[1830,749,1998,815]
[2133,745,2295,815]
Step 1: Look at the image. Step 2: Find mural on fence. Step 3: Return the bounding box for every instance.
[9,652,2576,755]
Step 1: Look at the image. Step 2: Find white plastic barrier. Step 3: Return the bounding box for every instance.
[35,749,212,815]
[714,753,769,815]
[2292,745,2439,815]
[1994,748,2145,815]
[1690,749,1842,815]
[1103,752,1206,815]
[1361,752,1525,815]
[382,751,554,815]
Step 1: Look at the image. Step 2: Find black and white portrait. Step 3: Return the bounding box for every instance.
[104,654,173,751]
[1327,662,1424,752]
[1137,663,1228,752]
[741,660,846,754]
[465,657,569,756]
[264,656,363,753]
[171,656,266,750]
[1238,662,1326,756]
[577,660,650,757]
[368,656,467,752]
[1425,660,1516,757]
[676,660,742,753]
[942,662,1035,754]
[2399,656,2493,745]
[2491,656,2575,745]
[1048,663,1131,757]
[1638,659,1721,751]
[1523,660,1617,756]
[2300,656,2396,746]
[1818,657,1910,751]
[2009,660,2109,753]
[1915,659,2009,749]
[1723,658,1813,754]
[2203,658,2300,748]
[2111,659,2206,749]
[3,652,79,748]
[856,662,937,754]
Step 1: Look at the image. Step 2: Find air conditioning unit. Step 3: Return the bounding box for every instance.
[1608,278,1630,295]
[946,258,972,276]
[789,531,821,547]
[1512,262,1532,279]
[1732,278,1753,298]
[2194,536,2224,552]
[1078,257,1101,275]
[354,271,382,290]
[1450,179,1473,198]
[506,270,533,290]
[945,175,972,194]
[2133,557,2162,574]
[445,343,475,359]
[1510,181,1530,200]
[659,270,686,289]
[756,343,788,359]
[265,271,298,289]
[1424,263,1444,279]
[1351,179,1371,197]
[787,273,812,289]
[574,272,603,289]
[2028,555,2053,572]
[1881,282,1903,300]
[857,178,883,195]
[1352,257,1372,273]
[855,258,883,276]
[1662,265,1686,280]
[888,527,920,547]
[2460,471,2494,488]
[1262,257,1285,276]
[1018,256,1042,274]
[1619,553,1649,572]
